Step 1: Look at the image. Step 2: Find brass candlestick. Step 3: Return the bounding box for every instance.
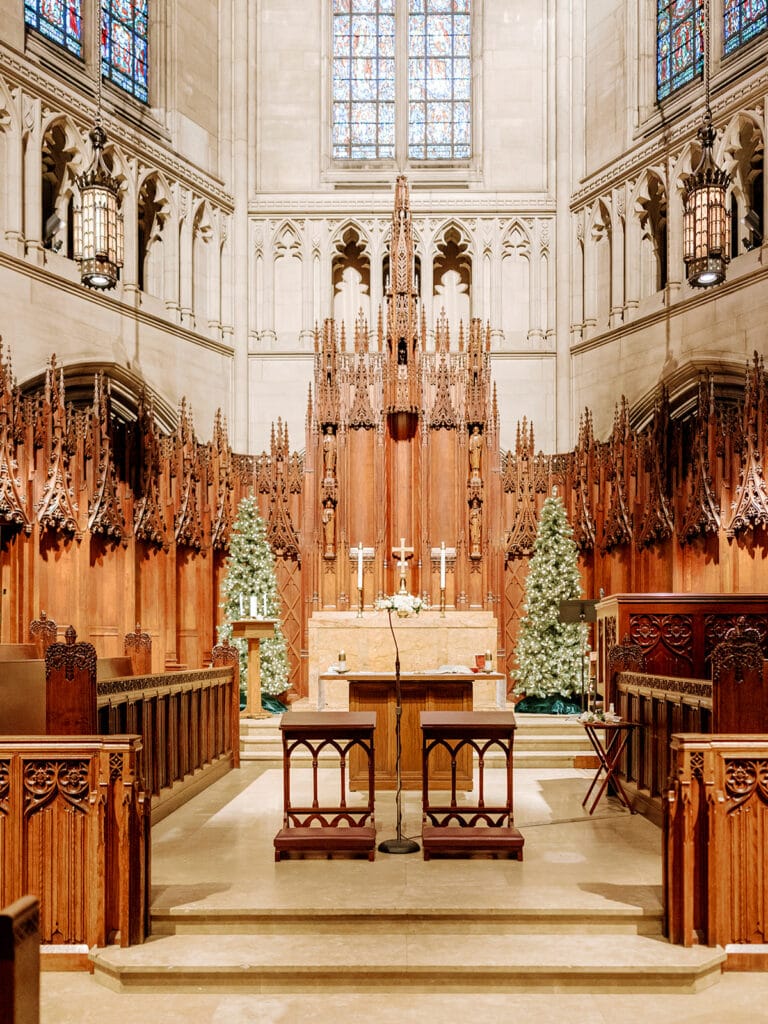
[440,587,446,616]
[357,586,363,617]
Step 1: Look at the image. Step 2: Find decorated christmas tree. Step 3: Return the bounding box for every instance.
[218,495,289,709]
[513,491,587,710]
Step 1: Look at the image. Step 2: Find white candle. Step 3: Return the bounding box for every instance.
[263,594,267,617]
[239,595,244,616]
[357,542,363,589]
[249,595,257,618]
[440,541,446,589]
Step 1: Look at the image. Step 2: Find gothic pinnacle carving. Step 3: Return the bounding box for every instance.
[87,374,126,542]
[678,374,721,543]
[35,356,80,536]
[635,386,674,550]
[727,352,768,538]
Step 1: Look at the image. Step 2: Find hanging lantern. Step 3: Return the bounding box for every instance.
[682,116,730,289]
[73,123,124,290]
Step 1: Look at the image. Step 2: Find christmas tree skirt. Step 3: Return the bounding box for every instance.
[262,695,288,714]
[514,693,581,715]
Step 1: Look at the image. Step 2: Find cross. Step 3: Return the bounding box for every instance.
[392,536,413,593]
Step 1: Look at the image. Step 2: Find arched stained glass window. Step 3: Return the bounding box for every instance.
[332,0,396,159]
[408,0,471,160]
[24,0,83,57]
[101,0,149,103]
[331,0,472,163]
[724,0,767,55]
[657,0,703,101]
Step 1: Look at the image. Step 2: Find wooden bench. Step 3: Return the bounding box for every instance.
[420,711,524,861]
[274,712,377,861]
[0,896,40,1024]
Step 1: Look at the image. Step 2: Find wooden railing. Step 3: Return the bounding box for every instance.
[615,670,712,823]
[97,664,239,823]
[665,734,768,966]
[0,896,39,1024]
[0,737,149,952]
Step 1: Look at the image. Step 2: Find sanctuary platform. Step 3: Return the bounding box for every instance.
[43,748,768,1024]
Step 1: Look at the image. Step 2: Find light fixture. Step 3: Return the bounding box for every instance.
[72,9,123,290]
[682,0,730,289]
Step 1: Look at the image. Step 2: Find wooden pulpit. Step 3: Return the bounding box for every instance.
[231,619,277,717]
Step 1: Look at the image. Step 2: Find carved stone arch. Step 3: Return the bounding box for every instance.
[632,168,668,297]
[192,199,214,326]
[18,360,178,436]
[137,170,171,295]
[40,114,84,258]
[332,222,371,338]
[583,198,613,332]
[0,73,18,132]
[433,220,471,334]
[273,221,304,339]
[721,112,764,256]
[273,219,303,257]
[500,219,532,343]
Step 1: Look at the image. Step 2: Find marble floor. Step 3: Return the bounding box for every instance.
[40,762,768,1024]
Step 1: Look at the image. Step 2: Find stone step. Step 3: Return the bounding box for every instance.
[90,928,724,995]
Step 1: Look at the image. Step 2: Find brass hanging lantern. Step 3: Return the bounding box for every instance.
[73,122,124,290]
[681,0,730,289]
[683,113,730,288]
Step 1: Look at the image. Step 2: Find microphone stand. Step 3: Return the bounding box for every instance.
[378,606,420,854]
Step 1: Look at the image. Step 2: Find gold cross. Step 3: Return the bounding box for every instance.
[392,537,413,593]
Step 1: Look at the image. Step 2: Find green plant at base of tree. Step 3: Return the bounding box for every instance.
[512,492,587,699]
[218,494,289,704]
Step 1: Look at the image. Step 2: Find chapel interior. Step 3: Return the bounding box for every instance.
[2,1,768,1021]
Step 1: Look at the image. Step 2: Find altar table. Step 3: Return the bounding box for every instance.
[326,671,504,790]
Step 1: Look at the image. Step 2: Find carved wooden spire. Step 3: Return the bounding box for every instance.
[133,390,168,548]
[267,419,300,558]
[36,356,80,536]
[316,319,340,427]
[601,397,634,552]
[173,399,203,550]
[87,373,126,542]
[384,175,420,415]
[635,386,674,550]
[210,410,234,550]
[573,410,596,552]
[504,419,540,558]
[677,373,721,543]
[727,352,768,537]
[0,338,31,532]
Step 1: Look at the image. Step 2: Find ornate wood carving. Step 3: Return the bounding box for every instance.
[86,374,125,542]
[678,374,721,543]
[172,399,203,550]
[210,410,233,550]
[608,634,647,671]
[133,391,168,548]
[35,357,79,536]
[635,387,674,550]
[384,175,420,416]
[504,420,539,558]
[727,353,768,537]
[629,613,694,671]
[711,617,765,684]
[30,611,57,656]
[0,339,31,533]
[266,420,300,559]
[124,623,152,675]
[429,345,457,429]
[573,411,596,552]
[704,613,768,660]
[45,626,98,734]
[601,398,633,552]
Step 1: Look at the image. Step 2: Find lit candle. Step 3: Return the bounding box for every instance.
[357,542,363,589]
[249,595,257,618]
[263,594,267,617]
[440,541,446,590]
[239,595,244,617]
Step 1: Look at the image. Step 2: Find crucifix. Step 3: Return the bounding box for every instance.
[392,536,414,594]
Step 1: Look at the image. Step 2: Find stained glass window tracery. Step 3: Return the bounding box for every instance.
[332,0,396,159]
[101,0,149,103]
[408,0,471,160]
[723,0,767,55]
[332,0,471,162]
[24,0,83,58]
[657,0,704,101]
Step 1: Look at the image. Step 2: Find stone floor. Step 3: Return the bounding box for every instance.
[40,762,768,1024]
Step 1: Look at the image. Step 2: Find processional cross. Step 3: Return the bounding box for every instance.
[392,537,413,593]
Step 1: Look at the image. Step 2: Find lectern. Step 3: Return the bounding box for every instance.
[231,618,276,717]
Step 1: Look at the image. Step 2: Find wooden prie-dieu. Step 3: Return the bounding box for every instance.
[420,711,524,860]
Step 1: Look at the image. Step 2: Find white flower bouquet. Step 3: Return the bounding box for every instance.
[376,592,424,616]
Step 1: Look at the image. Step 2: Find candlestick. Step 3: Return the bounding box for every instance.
[357,541,363,590]
[440,541,446,590]
[357,586,363,617]
[440,587,446,617]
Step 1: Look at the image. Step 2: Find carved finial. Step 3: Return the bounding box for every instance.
[65,625,77,644]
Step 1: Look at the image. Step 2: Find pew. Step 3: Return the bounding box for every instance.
[0,896,40,1024]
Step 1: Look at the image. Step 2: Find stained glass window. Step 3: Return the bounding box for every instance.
[408,0,471,160]
[101,0,149,103]
[657,1,703,101]
[724,0,767,55]
[24,0,83,58]
[332,0,396,159]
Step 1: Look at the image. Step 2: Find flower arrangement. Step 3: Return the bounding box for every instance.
[376,592,424,616]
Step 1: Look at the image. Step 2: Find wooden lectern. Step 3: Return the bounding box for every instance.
[231,619,276,717]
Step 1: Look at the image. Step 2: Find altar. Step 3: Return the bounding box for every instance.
[309,609,505,790]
